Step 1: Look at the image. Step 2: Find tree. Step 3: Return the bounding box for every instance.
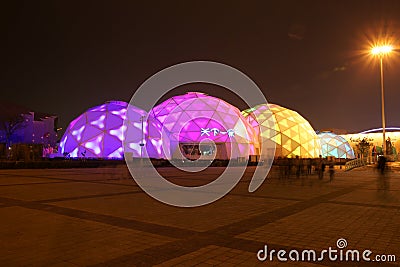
[0,115,25,145]
[0,101,29,158]
[351,137,373,159]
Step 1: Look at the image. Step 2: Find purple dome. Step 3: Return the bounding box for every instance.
[145,92,257,160]
[60,101,146,158]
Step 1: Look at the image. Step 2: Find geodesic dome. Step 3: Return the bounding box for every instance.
[318,132,355,159]
[242,103,321,158]
[146,92,257,160]
[60,101,146,158]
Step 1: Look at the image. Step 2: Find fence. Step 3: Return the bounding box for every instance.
[345,158,368,171]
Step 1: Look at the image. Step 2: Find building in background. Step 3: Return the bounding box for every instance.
[20,112,58,146]
[0,102,58,159]
[341,128,400,161]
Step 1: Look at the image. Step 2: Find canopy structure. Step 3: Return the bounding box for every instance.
[243,103,321,158]
[146,92,257,160]
[341,130,400,159]
[318,132,355,159]
[60,101,146,158]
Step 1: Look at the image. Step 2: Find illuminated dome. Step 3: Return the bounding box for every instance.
[318,132,355,159]
[146,92,257,160]
[60,101,146,158]
[243,104,321,158]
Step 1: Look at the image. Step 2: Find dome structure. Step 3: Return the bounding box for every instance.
[242,104,321,158]
[146,92,257,160]
[60,101,146,158]
[318,132,355,159]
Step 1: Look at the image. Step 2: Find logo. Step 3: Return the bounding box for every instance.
[257,238,397,263]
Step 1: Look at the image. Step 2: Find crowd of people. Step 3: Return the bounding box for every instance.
[274,155,336,181]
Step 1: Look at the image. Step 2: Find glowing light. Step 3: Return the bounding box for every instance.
[243,104,321,158]
[227,129,235,137]
[371,45,393,56]
[111,109,127,119]
[211,128,220,136]
[108,147,124,158]
[359,127,400,134]
[200,128,234,137]
[85,136,103,155]
[200,128,211,136]
[91,115,105,128]
[147,92,256,159]
[318,132,355,159]
[60,136,67,151]
[70,147,79,157]
[60,101,146,158]
[71,125,85,141]
[110,125,127,142]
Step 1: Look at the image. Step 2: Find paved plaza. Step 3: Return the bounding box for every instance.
[0,165,399,266]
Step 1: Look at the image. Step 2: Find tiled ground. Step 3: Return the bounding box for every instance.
[0,165,399,266]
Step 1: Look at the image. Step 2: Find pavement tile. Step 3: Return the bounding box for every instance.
[0,167,399,266]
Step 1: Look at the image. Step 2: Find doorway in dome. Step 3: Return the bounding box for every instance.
[176,142,228,160]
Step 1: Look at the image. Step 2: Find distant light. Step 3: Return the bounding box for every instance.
[359,127,400,134]
[371,45,393,55]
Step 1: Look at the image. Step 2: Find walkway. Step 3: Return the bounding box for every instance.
[0,166,399,266]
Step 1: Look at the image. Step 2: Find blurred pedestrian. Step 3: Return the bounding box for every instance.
[294,155,301,178]
[317,155,325,180]
[377,155,386,175]
[377,155,390,195]
[306,158,312,175]
[329,161,335,182]
[277,157,285,179]
[283,157,290,178]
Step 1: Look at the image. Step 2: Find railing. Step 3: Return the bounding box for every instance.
[345,158,368,171]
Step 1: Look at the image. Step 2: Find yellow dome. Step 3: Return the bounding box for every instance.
[243,104,321,158]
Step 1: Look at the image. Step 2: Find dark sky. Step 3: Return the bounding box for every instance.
[2,0,400,133]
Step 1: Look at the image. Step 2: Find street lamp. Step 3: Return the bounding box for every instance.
[370,44,393,156]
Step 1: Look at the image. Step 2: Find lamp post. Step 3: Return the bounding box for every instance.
[370,45,393,156]
[140,115,145,158]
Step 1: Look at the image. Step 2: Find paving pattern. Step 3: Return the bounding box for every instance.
[0,165,399,266]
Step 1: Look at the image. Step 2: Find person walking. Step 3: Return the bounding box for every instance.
[377,155,390,195]
[306,158,312,175]
[317,155,325,180]
[329,160,335,182]
[294,156,301,178]
[377,155,386,175]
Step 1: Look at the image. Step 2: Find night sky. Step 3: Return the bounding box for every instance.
[2,1,400,134]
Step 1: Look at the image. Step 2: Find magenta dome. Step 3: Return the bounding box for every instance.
[60,101,146,158]
[146,92,257,160]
